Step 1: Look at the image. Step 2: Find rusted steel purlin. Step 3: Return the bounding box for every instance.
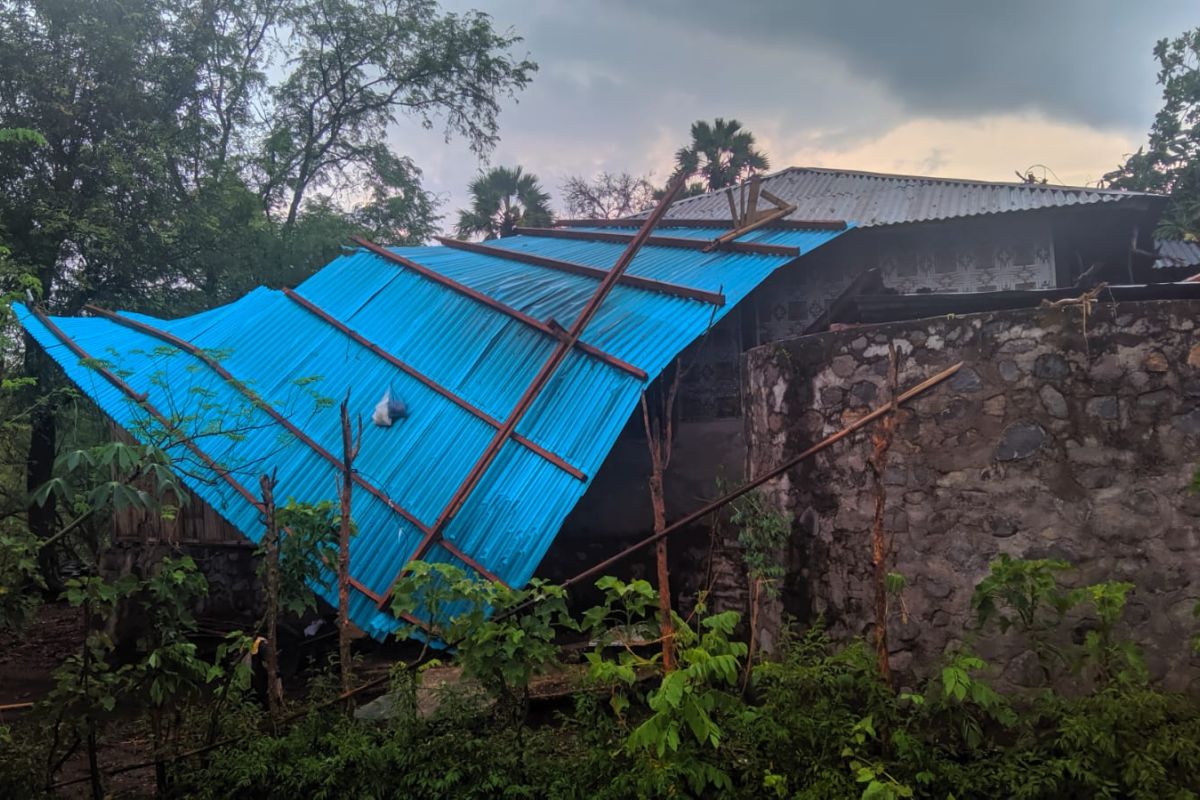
[376,173,692,609]
[510,225,801,257]
[30,305,263,509]
[434,237,726,306]
[29,305,443,632]
[352,236,647,381]
[81,304,507,588]
[555,361,964,593]
[281,288,586,482]
[555,217,848,231]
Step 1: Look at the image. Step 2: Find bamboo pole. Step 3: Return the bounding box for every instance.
[559,362,963,592]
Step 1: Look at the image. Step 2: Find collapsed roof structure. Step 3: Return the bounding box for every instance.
[16,198,849,639]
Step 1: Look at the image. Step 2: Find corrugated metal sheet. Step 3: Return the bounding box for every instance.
[1154,238,1200,270]
[16,223,846,640]
[636,167,1162,228]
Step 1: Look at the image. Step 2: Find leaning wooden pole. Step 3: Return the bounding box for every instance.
[868,346,899,684]
[258,472,284,722]
[337,393,361,693]
[558,362,963,593]
[641,379,676,670]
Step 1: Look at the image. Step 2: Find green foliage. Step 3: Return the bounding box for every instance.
[33,441,185,522]
[391,561,572,723]
[674,118,769,192]
[266,499,340,616]
[1104,26,1200,239]
[454,165,553,240]
[0,0,535,315]
[972,554,1147,688]
[171,559,1200,800]
[0,526,43,633]
[729,488,789,599]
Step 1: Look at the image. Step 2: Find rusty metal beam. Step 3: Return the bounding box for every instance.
[351,237,646,381]
[29,304,448,631]
[434,237,725,306]
[555,362,964,593]
[511,225,801,257]
[29,305,261,509]
[554,217,847,231]
[281,289,586,482]
[377,172,692,609]
[82,304,509,589]
[703,203,798,252]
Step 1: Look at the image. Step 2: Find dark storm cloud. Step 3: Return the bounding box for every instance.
[397,0,1199,224]
[609,0,1196,128]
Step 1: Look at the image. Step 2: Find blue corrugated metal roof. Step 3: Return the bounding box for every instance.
[16,223,847,639]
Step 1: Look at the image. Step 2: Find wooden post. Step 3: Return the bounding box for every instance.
[258,472,284,721]
[641,361,683,671]
[868,346,899,684]
[337,392,361,693]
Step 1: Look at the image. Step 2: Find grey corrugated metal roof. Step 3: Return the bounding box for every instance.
[645,166,1162,228]
[1154,238,1200,270]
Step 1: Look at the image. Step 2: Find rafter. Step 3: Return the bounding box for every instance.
[511,226,802,257]
[435,237,725,306]
[352,237,647,381]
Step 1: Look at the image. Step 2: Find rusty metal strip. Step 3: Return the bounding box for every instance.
[281,289,586,482]
[439,539,505,584]
[349,576,432,631]
[511,225,801,257]
[555,362,964,592]
[83,305,435,531]
[82,304,513,591]
[29,306,262,509]
[703,203,798,252]
[377,173,692,609]
[30,305,452,633]
[434,237,725,306]
[554,217,847,231]
[351,237,646,381]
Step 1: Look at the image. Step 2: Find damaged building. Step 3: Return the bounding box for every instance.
[18,165,1200,679]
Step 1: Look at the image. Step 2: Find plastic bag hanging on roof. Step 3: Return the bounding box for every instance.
[372,386,408,427]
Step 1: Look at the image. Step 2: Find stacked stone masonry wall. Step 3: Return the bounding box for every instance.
[742,299,1200,690]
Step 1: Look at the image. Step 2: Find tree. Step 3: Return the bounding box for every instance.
[561,172,656,219]
[0,0,534,551]
[259,0,536,232]
[1104,27,1200,240]
[674,118,769,193]
[455,165,552,239]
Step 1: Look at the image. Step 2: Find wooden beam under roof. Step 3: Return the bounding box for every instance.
[83,303,511,588]
[435,237,725,306]
[511,226,802,257]
[352,237,647,381]
[553,217,847,231]
[281,288,587,481]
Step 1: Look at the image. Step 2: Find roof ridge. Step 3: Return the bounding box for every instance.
[675,165,1161,199]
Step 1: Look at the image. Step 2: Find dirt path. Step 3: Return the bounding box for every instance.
[0,601,81,706]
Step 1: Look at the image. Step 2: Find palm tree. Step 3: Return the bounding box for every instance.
[674,118,769,192]
[454,166,553,240]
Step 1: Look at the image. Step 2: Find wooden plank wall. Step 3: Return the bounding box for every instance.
[108,422,253,548]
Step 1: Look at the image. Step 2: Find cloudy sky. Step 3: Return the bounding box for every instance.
[388,0,1198,228]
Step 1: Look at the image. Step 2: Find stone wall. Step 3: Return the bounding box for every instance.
[742,299,1200,689]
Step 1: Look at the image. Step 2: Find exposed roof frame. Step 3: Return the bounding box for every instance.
[554,217,847,231]
[511,226,801,257]
[378,172,692,609]
[352,237,647,381]
[281,288,586,481]
[435,237,726,306]
[83,303,508,588]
